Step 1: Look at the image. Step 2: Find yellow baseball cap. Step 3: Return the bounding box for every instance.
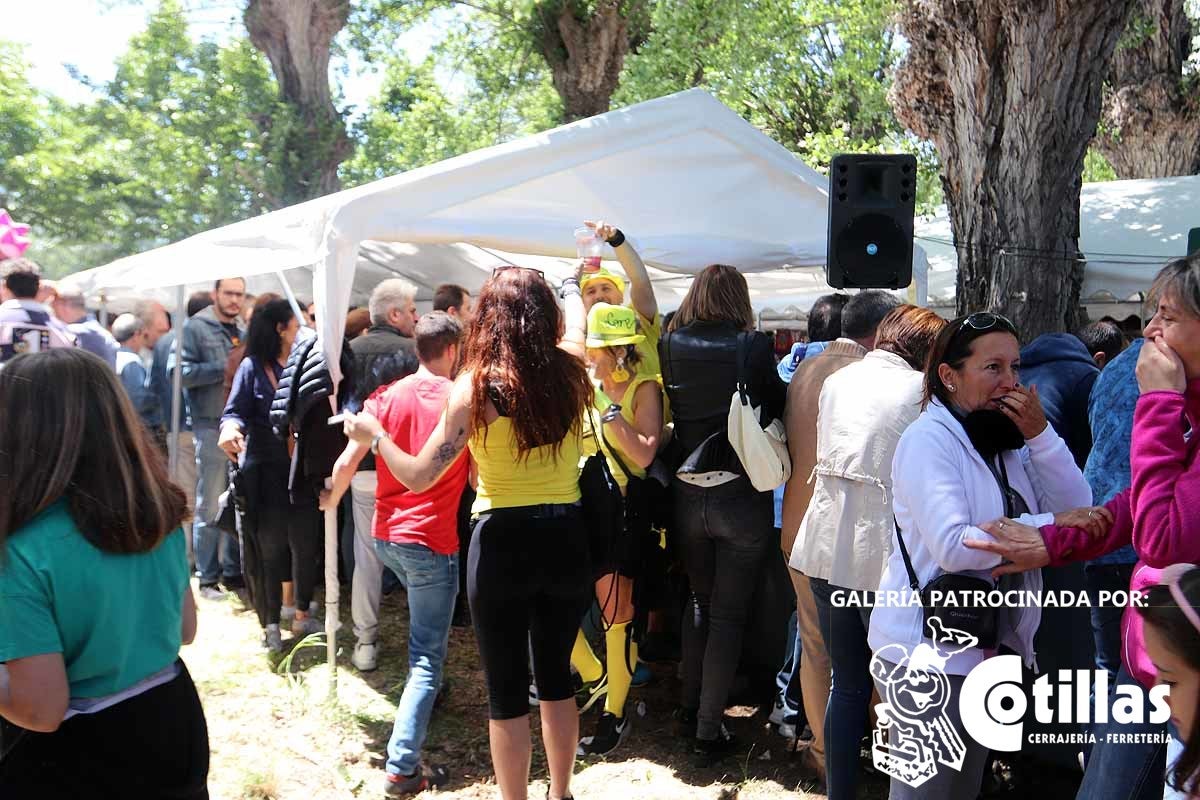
[580,266,626,297]
[586,303,645,348]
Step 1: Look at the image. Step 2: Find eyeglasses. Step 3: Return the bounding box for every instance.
[491,265,546,281]
[961,312,1016,332]
[1160,563,1200,634]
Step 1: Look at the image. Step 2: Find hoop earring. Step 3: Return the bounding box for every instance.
[610,356,630,383]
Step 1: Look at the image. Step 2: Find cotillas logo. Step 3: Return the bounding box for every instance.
[960,655,1171,751]
[870,617,977,788]
[871,617,1172,789]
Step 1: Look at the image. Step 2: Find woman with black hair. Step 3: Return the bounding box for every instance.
[0,349,208,797]
[866,312,1095,799]
[219,298,321,652]
[1141,566,1200,799]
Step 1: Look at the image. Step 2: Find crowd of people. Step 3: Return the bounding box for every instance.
[2,238,1200,800]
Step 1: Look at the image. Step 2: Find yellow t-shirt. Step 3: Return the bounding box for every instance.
[469,416,583,513]
[583,375,662,491]
[634,308,662,380]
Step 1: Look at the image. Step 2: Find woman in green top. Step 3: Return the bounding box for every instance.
[0,348,207,798]
[574,303,664,757]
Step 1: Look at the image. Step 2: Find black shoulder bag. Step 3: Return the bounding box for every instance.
[894,454,1018,650]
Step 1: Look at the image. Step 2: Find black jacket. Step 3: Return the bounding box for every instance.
[269,329,355,499]
[659,321,786,476]
[347,325,419,411]
[346,324,418,470]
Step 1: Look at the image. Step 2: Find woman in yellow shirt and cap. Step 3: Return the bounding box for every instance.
[573,302,664,757]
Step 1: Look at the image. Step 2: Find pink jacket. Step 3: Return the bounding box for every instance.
[1042,379,1200,688]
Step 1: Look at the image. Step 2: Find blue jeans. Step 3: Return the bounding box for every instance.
[1077,665,1167,800]
[774,610,803,717]
[373,539,458,777]
[192,423,240,584]
[1085,562,1136,677]
[809,578,874,800]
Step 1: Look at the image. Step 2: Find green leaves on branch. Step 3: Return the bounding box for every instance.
[1,0,286,275]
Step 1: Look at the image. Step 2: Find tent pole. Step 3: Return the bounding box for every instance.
[168,285,186,477]
[324,477,338,700]
[275,271,308,327]
[324,399,339,700]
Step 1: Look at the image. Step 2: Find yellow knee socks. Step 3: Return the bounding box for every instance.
[604,622,637,718]
[571,629,604,683]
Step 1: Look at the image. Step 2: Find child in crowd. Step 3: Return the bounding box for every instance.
[1140,565,1200,799]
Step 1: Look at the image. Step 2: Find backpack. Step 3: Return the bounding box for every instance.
[0,307,77,364]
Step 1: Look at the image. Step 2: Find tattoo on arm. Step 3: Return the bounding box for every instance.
[425,427,468,484]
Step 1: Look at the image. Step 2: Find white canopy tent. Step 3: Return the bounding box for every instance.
[66,88,929,371]
[67,87,936,688]
[916,174,1200,315]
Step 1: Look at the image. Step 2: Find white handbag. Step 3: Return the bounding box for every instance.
[727,332,791,491]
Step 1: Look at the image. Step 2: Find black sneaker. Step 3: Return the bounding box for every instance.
[576,673,608,713]
[577,710,629,756]
[220,573,245,591]
[383,763,450,796]
[692,724,737,768]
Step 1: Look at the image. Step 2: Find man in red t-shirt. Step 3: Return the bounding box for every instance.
[320,312,467,795]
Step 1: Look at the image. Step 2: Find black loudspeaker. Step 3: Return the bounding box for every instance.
[825,154,917,289]
[1188,226,1199,256]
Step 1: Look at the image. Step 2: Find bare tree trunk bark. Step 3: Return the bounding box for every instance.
[891,0,1138,341]
[1097,0,1200,178]
[245,0,352,204]
[538,0,646,121]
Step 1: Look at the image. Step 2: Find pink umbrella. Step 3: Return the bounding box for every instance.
[0,209,31,260]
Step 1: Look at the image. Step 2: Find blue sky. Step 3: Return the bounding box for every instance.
[6,0,438,114]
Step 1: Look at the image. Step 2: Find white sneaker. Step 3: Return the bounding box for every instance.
[281,604,297,621]
[263,624,283,653]
[352,641,378,672]
[199,585,227,602]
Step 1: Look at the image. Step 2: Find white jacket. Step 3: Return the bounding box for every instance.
[789,350,924,591]
[866,398,1092,676]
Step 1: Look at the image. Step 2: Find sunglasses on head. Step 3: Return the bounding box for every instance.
[491,265,546,281]
[959,312,1016,333]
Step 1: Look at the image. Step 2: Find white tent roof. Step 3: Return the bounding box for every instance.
[66,88,931,384]
[917,174,1200,304]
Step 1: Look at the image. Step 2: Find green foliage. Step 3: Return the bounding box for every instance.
[1,0,285,275]
[1083,147,1118,183]
[342,4,563,186]
[615,0,943,212]
[345,0,944,212]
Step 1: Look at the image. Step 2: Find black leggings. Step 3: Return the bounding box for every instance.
[242,460,321,627]
[0,661,209,799]
[468,503,592,720]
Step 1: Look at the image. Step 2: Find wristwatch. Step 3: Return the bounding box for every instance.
[370,431,390,455]
[601,403,622,423]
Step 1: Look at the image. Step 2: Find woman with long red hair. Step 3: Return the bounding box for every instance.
[344,266,592,800]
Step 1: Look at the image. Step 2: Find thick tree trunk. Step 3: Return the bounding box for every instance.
[539,0,642,121]
[891,0,1137,341]
[244,0,352,203]
[1097,0,1200,178]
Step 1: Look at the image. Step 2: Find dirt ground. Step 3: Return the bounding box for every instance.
[186,581,1083,800]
